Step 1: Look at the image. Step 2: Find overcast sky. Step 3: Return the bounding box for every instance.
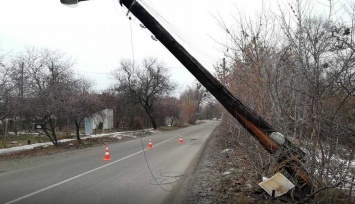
[0,0,346,94]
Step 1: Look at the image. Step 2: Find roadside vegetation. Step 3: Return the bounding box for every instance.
[212,0,355,203]
[0,47,221,148]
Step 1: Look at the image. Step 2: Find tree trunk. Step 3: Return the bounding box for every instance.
[143,104,158,129]
[42,126,55,145]
[75,121,81,143]
[3,119,8,148]
[148,114,158,129]
[170,117,174,126]
[49,119,58,146]
[151,117,158,129]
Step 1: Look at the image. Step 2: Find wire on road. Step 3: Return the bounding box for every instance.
[138,131,191,192]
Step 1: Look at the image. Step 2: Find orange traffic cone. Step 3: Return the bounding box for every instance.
[179,135,184,144]
[147,138,153,149]
[103,145,111,161]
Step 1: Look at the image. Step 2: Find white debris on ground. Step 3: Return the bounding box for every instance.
[0,143,52,155]
[111,135,123,140]
[0,129,153,155]
[221,148,233,153]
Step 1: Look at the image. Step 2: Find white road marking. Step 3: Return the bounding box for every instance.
[5,135,179,204]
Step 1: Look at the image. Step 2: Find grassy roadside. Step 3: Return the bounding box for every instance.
[0,124,192,161]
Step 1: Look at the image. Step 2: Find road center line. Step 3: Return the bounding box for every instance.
[5,135,179,204]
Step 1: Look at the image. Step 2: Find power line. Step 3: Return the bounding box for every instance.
[139,0,219,64]
[129,17,135,61]
[138,132,191,192]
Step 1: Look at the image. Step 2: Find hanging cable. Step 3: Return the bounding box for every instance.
[139,0,218,67]
[138,132,171,192]
[129,17,135,61]
[138,131,192,192]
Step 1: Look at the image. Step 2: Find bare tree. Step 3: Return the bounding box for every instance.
[16,47,76,146]
[66,78,103,142]
[200,99,221,120]
[0,52,15,121]
[0,52,16,147]
[156,96,180,126]
[179,83,209,124]
[112,58,175,129]
[275,2,355,195]
[216,0,355,201]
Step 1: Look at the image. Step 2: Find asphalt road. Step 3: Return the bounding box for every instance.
[0,121,219,204]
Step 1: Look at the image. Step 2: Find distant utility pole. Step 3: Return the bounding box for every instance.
[20,62,24,100]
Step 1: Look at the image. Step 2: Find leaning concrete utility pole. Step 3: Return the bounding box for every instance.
[61,0,314,194]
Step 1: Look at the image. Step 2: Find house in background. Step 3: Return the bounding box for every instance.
[85,109,113,135]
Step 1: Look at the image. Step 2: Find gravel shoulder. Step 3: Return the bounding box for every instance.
[174,124,286,204]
